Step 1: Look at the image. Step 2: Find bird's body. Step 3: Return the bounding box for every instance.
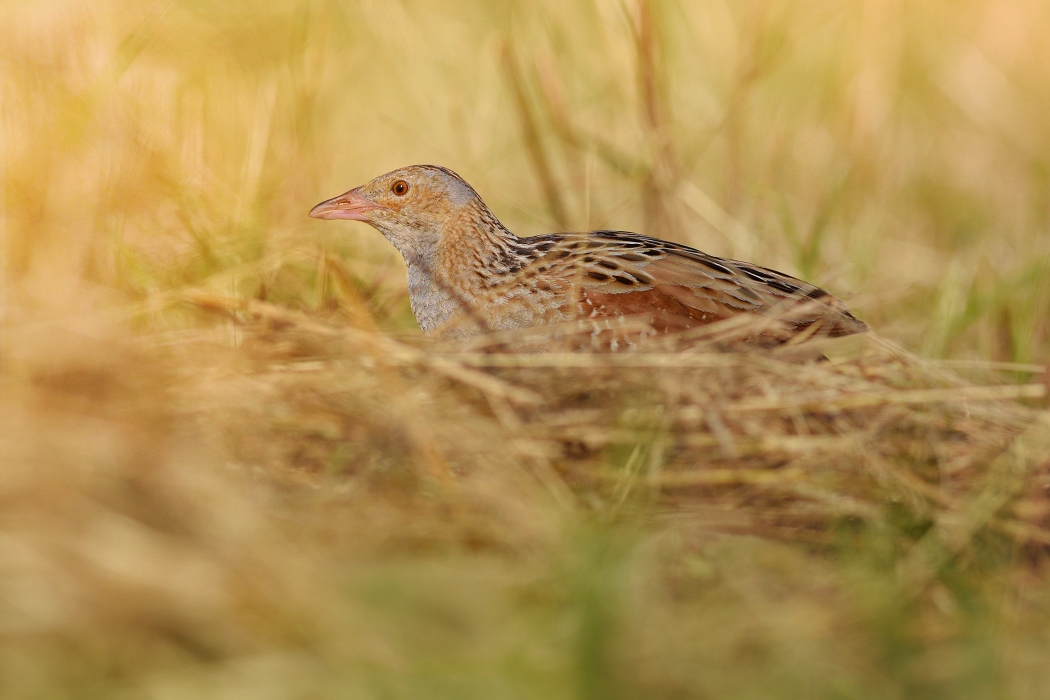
[311,165,866,345]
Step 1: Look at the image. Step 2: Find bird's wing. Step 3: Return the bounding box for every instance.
[524,231,867,338]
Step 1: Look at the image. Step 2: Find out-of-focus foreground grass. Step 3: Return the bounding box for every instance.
[2,1,1050,697]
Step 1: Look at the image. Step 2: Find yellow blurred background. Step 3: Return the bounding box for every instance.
[5,0,1049,358]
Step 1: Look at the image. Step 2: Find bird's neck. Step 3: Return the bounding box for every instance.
[402,200,532,335]
[437,200,531,287]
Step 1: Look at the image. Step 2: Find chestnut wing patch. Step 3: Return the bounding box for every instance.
[579,285,734,334]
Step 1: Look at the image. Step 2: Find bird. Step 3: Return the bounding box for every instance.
[309,165,866,347]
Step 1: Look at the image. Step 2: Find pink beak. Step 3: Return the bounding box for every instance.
[309,188,384,221]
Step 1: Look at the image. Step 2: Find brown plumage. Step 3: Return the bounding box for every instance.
[310,165,867,347]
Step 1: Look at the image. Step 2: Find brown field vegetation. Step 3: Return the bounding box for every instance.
[2,0,1050,697]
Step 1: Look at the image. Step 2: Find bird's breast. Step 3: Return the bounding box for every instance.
[405,265,461,334]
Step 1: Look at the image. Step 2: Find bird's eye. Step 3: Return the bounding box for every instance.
[391,180,409,196]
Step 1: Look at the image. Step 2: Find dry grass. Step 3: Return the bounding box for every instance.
[3,0,1050,697]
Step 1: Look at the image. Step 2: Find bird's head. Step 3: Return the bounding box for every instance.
[309,165,491,260]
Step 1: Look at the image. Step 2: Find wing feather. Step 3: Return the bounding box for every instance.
[518,230,867,340]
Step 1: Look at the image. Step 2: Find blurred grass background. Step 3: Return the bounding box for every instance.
[2,0,1050,697]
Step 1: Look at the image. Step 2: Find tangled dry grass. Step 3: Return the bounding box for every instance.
[4,0,1050,697]
[190,295,1050,559]
[7,291,1050,696]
